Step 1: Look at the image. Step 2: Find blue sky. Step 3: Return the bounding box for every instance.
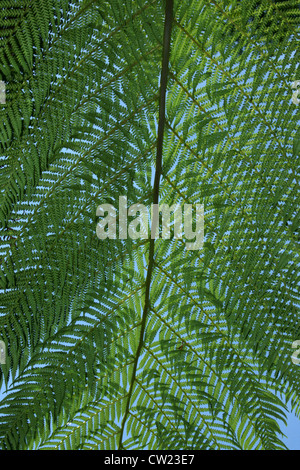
[282,407,300,450]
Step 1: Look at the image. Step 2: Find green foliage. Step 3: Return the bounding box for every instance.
[0,0,299,450]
